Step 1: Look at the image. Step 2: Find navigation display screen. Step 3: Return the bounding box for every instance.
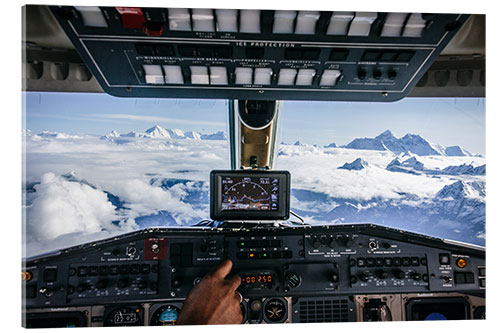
[221,176,279,211]
[210,170,290,220]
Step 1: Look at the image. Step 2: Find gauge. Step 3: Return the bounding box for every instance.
[104,307,142,326]
[151,305,180,326]
[263,298,287,323]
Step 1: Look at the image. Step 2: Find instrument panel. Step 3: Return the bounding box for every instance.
[22,224,485,326]
[48,6,470,101]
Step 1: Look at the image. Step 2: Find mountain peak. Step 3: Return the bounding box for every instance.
[375,130,396,139]
[338,157,368,170]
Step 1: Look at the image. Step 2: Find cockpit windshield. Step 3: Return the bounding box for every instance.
[23,92,485,257]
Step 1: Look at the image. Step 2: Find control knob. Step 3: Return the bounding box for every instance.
[96,279,108,290]
[375,270,389,279]
[360,272,370,282]
[117,278,128,289]
[393,269,405,279]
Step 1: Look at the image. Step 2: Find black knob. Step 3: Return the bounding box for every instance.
[376,270,389,279]
[350,275,358,284]
[312,239,322,249]
[373,69,382,80]
[344,238,354,248]
[137,280,147,289]
[150,282,158,291]
[358,69,367,80]
[117,278,128,289]
[382,242,391,249]
[388,70,397,80]
[360,272,370,282]
[96,280,108,290]
[328,238,338,248]
[172,279,181,288]
[393,269,405,279]
[67,285,75,295]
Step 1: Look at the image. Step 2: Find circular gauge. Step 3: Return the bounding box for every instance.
[151,305,180,326]
[104,307,142,326]
[263,298,287,323]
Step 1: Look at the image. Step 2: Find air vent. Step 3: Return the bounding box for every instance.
[297,298,350,323]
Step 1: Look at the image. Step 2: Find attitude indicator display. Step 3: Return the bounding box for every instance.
[221,176,279,211]
[210,170,290,220]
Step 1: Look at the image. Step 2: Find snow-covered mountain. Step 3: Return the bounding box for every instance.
[100,126,226,141]
[445,145,472,157]
[345,130,470,157]
[201,131,227,140]
[441,163,485,175]
[386,156,424,174]
[338,158,368,170]
[324,142,337,148]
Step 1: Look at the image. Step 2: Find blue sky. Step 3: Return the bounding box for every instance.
[24,92,485,154]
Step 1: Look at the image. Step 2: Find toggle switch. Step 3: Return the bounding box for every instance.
[380,13,409,37]
[326,12,354,35]
[320,69,341,86]
[402,13,427,37]
[295,11,320,34]
[235,67,253,85]
[209,66,228,85]
[295,69,316,86]
[216,9,238,32]
[240,10,261,33]
[277,68,297,85]
[168,8,191,31]
[75,6,108,28]
[348,12,378,36]
[143,65,164,84]
[163,65,184,84]
[273,10,297,34]
[254,68,272,85]
[190,66,210,84]
[192,8,215,32]
[115,7,145,29]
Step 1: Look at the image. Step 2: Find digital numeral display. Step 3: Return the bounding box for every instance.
[241,274,273,285]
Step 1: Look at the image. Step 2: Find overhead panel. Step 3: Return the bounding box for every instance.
[50,6,470,101]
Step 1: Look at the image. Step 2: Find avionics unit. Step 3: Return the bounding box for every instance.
[210,170,290,220]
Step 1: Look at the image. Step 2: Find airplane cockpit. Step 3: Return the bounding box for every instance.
[21,2,486,328]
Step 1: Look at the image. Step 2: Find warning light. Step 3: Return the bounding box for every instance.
[241,242,245,246]
[136,308,140,313]
[456,258,467,268]
[21,271,32,281]
[249,253,255,258]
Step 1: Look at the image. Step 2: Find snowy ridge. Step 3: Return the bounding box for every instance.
[100,125,226,141]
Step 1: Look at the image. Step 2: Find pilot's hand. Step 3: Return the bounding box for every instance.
[176,259,243,325]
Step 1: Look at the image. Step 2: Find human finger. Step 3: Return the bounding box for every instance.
[211,259,233,279]
[225,273,242,291]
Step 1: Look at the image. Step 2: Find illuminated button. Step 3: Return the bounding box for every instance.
[75,6,108,28]
[190,66,209,84]
[235,67,253,85]
[238,241,246,248]
[402,13,427,37]
[209,66,228,85]
[294,11,320,34]
[348,12,377,36]
[192,8,215,32]
[163,65,184,84]
[479,278,486,288]
[115,7,145,29]
[254,68,272,85]
[439,253,450,265]
[168,8,191,31]
[140,264,151,274]
[277,68,297,85]
[273,10,297,34]
[24,271,32,281]
[326,12,354,35]
[239,9,261,33]
[319,69,341,86]
[216,9,238,32]
[380,13,409,37]
[249,252,256,259]
[456,258,467,268]
[143,65,164,84]
[295,69,316,86]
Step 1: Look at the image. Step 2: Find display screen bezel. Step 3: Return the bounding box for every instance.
[210,170,290,220]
